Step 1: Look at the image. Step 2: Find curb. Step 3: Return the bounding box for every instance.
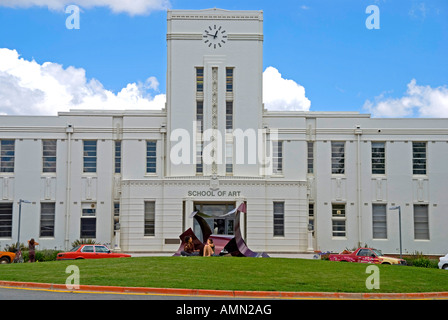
[1,281,448,299]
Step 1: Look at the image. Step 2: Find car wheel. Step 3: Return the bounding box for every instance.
[381,262,391,265]
[443,264,448,270]
[0,257,11,264]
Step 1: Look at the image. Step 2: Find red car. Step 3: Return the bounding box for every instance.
[56,244,131,260]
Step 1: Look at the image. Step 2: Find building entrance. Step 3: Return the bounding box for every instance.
[193,202,236,241]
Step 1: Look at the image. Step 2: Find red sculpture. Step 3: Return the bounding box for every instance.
[174,203,269,258]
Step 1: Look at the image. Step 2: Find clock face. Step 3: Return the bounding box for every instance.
[203,25,227,49]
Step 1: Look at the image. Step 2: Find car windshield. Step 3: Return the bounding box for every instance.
[69,245,81,252]
[372,249,383,256]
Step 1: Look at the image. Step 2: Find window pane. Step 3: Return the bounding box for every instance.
[273,202,284,236]
[80,219,96,238]
[146,141,157,173]
[42,140,57,173]
[144,201,155,236]
[83,140,97,173]
[0,203,13,237]
[372,204,387,239]
[371,142,385,175]
[414,205,429,240]
[40,203,55,237]
[0,140,15,173]
[412,142,427,175]
[196,67,204,92]
[331,142,345,174]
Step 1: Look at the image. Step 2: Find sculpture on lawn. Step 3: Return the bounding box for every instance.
[174,203,269,258]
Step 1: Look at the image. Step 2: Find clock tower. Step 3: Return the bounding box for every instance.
[166,9,264,177]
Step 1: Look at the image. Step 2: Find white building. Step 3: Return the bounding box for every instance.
[0,9,447,255]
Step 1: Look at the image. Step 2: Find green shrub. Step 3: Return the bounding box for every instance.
[21,249,62,263]
[71,239,99,248]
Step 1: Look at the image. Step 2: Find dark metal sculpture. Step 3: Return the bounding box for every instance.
[174,203,269,257]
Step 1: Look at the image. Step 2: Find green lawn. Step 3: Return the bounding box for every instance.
[1,256,447,293]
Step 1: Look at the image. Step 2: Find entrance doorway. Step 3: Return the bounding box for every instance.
[193,202,235,241]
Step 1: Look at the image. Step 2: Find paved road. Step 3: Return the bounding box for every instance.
[0,286,228,300]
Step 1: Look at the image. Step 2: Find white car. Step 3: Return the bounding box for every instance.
[439,254,448,270]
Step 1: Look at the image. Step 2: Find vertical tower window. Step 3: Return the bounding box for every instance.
[371,142,385,175]
[412,142,427,175]
[196,101,203,174]
[331,141,345,174]
[42,139,57,173]
[115,141,121,174]
[83,140,97,173]
[307,142,314,174]
[226,67,233,92]
[196,67,204,92]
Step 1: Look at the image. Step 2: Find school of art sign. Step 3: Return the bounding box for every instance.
[187,190,242,197]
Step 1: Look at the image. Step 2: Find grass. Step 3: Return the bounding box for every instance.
[0,256,447,293]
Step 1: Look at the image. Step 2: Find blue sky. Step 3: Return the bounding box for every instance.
[0,0,447,116]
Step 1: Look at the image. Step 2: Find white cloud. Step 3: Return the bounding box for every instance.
[263,66,311,111]
[0,0,170,15]
[363,79,448,118]
[0,48,166,115]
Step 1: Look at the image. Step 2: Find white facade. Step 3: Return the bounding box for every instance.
[0,9,447,255]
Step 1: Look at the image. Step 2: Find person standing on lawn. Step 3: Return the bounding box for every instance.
[28,238,39,263]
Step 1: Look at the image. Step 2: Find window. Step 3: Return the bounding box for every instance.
[308,203,315,232]
[414,204,429,240]
[0,140,15,173]
[80,204,96,238]
[226,68,234,92]
[95,245,110,253]
[42,140,57,173]
[144,201,155,236]
[81,245,94,252]
[273,202,285,237]
[226,101,233,132]
[372,204,387,239]
[371,142,385,175]
[83,140,97,173]
[146,141,157,174]
[332,204,346,237]
[113,202,120,231]
[331,142,345,174]
[40,203,55,237]
[196,67,204,92]
[412,142,427,175]
[272,141,283,175]
[307,142,314,174]
[196,101,203,174]
[226,142,233,175]
[0,203,13,237]
[115,141,121,174]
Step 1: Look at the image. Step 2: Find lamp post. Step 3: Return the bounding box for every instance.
[17,199,31,249]
[389,206,402,259]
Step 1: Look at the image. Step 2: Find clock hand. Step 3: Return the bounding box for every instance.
[213,30,218,38]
